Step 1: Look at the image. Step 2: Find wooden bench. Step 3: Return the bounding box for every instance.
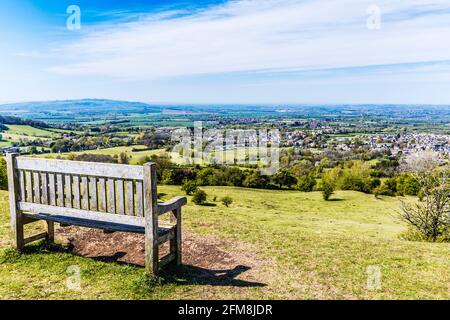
[6,153,187,276]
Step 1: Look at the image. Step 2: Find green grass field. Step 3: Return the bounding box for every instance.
[0,125,61,146]
[38,146,166,165]
[0,187,448,300]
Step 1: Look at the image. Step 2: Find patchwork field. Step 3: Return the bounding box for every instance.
[38,146,166,165]
[0,125,61,146]
[0,187,448,300]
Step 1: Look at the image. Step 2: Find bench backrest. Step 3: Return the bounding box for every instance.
[8,155,158,220]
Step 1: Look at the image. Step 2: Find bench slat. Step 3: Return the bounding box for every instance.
[126,180,134,216]
[81,176,89,210]
[15,157,144,180]
[57,174,64,207]
[19,170,26,202]
[107,178,116,213]
[65,175,72,208]
[135,181,143,217]
[90,177,98,211]
[98,178,106,212]
[33,172,41,204]
[73,176,81,209]
[41,173,48,205]
[116,179,125,215]
[25,171,33,203]
[48,173,56,206]
[19,202,145,227]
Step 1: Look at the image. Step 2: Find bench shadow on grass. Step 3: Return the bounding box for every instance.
[23,242,266,288]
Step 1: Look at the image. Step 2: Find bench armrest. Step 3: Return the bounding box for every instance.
[157,196,187,215]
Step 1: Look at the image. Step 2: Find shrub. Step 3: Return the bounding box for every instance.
[74,154,117,163]
[296,174,317,192]
[0,158,7,190]
[181,180,198,195]
[192,189,207,205]
[221,196,233,207]
[272,169,297,189]
[400,170,450,242]
[322,181,334,201]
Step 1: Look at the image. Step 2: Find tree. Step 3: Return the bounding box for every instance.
[192,189,207,205]
[399,152,449,241]
[296,174,317,192]
[272,169,297,189]
[322,181,334,201]
[119,152,129,164]
[243,171,269,189]
[181,179,199,195]
[221,196,233,207]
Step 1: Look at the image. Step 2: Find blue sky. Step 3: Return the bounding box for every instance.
[1,0,450,104]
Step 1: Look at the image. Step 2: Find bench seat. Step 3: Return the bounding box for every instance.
[22,212,172,235]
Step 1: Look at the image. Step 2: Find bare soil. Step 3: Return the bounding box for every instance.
[55,226,269,290]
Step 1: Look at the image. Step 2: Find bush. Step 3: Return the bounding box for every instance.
[74,153,118,163]
[192,189,207,205]
[296,174,317,192]
[181,180,198,195]
[0,158,7,190]
[322,181,334,201]
[221,196,233,207]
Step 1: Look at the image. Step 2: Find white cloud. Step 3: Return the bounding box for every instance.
[49,0,450,80]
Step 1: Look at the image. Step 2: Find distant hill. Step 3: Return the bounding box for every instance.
[0,99,162,114]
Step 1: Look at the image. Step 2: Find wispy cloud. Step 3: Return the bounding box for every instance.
[48,0,450,81]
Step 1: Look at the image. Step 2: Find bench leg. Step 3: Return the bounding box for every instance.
[11,214,25,251]
[47,221,55,243]
[170,208,182,266]
[145,230,159,276]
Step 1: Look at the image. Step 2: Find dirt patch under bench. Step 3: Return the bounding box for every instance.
[55,226,269,289]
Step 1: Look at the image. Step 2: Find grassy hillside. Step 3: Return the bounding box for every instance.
[38,146,166,165]
[0,187,448,300]
[0,125,61,147]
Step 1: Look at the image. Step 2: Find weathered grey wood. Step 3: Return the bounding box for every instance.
[157,196,187,215]
[159,253,176,268]
[81,176,89,210]
[23,212,146,234]
[18,170,26,201]
[125,180,134,216]
[19,202,146,227]
[41,173,48,205]
[135,181,144,217]
[144,163,159,275]
[57,174,64,207]
[90,177,98,211]
[24,232,48,245]
[107,178,116,213]
[98,178,106,212]
[48,173,56,206]
[6,154,24,250]
[47,221,55,242]
[25,171,33,203]
[171,208,182,266]
[73,176,81,209]
[22,215,39,225]
[15,157,144,180]
[116,179,125,215]
[65,175,72,208]
[12,158,186,272]
[33,172,41,203]
[158,227,175,245]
